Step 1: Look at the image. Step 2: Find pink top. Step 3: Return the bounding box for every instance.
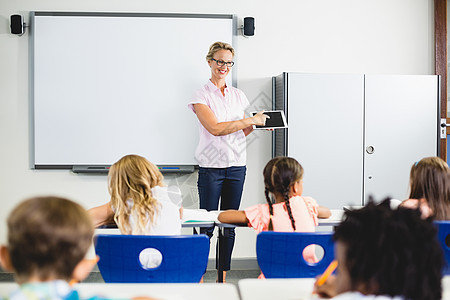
[245,196,319,264]
[188,80,250,168]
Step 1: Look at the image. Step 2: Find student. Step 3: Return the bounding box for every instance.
[400,156,450,220]
[88,154,182,235]
[218,156,331,264]
[0,196,100,300]
[313,198,443,300]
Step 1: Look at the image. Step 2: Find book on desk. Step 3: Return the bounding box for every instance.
[182,209,219,223]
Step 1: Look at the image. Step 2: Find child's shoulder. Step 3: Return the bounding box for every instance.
[7,282,111,300]
[8,281,72,300]
[291,195,318,206]
[400,198,433,218]
[151,186,182,206]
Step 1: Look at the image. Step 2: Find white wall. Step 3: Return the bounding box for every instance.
[0,0,435,260]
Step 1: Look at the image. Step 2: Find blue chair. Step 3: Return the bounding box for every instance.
[434,221,450,275]
[94,234,210,283]
[256,231,335,278]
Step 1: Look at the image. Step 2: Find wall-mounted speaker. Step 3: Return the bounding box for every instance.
[243,17,255,36]
[10,14,25,35]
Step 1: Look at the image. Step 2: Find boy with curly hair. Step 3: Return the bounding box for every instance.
[314,198,444,300]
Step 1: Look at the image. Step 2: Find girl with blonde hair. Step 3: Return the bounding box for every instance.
[89,154,182,235]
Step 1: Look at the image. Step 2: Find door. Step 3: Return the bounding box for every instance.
[286,73,364,209]
[364,75,439,203]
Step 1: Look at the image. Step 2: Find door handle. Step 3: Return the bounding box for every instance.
[366,146,375,154]
[440,118,448,139]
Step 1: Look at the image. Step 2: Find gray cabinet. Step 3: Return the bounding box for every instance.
[273,73,440,208]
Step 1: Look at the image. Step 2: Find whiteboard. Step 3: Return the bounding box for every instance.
[30,12,235,169]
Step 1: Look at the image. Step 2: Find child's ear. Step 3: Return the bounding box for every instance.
[0,245,14,272]
[71,256,99,283]
[291,180,304,197]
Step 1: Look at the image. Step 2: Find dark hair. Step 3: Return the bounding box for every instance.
[7,196,94,283]
[334,198,443,300]
[409,156,450,220]
[263,156,304,231]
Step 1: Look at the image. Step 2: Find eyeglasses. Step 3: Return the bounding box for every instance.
[211,58,235,67]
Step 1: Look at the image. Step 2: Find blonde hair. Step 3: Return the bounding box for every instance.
[409,156,450,220]
[108,154,164,234]
[205,41,235,61]
[7,196,93,283]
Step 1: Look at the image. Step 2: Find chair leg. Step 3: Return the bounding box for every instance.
[217,227,224,282]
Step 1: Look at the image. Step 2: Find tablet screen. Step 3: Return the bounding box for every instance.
[251,111,288,129]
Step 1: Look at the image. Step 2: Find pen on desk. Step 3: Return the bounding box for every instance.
[317,260,338,286]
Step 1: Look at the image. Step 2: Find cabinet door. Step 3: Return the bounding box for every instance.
[286,73,364,209]
[364,75,439,203]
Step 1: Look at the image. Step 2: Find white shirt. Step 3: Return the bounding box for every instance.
[188,80,250,168]
[124,186,182,235]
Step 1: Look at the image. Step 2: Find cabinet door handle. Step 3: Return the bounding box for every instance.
[366,146,375,154]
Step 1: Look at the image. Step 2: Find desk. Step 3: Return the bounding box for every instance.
[443,276,450,300]
[182,221,215,235]
[95,221,215,235]
[76,282,239,300]
[317,209,343,227]
[97,210,343,230]
[239,276,450,300]
[0,282,240,300]
[238,278,316,300]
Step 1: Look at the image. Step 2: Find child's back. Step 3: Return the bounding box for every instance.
[218,157,331,266]
[126,185,181,235]
[245,195,319,233]
[219,157,329,232]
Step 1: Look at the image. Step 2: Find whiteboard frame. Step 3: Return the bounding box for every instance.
[29,12,237,172]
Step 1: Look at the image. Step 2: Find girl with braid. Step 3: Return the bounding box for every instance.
[218,157,331,273]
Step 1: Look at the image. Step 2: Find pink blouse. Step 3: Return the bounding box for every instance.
[244,196,319,265]
[188,80,249,168]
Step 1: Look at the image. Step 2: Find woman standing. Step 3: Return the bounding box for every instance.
[188,41,268,281]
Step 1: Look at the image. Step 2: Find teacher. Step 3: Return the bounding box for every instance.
[188,41,268,282]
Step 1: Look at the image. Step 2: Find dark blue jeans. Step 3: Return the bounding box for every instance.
[197,166,246,271]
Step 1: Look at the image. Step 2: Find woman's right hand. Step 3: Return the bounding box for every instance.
[252,111,270,126]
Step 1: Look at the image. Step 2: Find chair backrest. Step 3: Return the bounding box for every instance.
[94,234,210,283]
[256,231,334,278]
[434,221,450,275]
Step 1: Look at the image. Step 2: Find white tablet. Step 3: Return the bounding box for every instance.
[251,110,288,129]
